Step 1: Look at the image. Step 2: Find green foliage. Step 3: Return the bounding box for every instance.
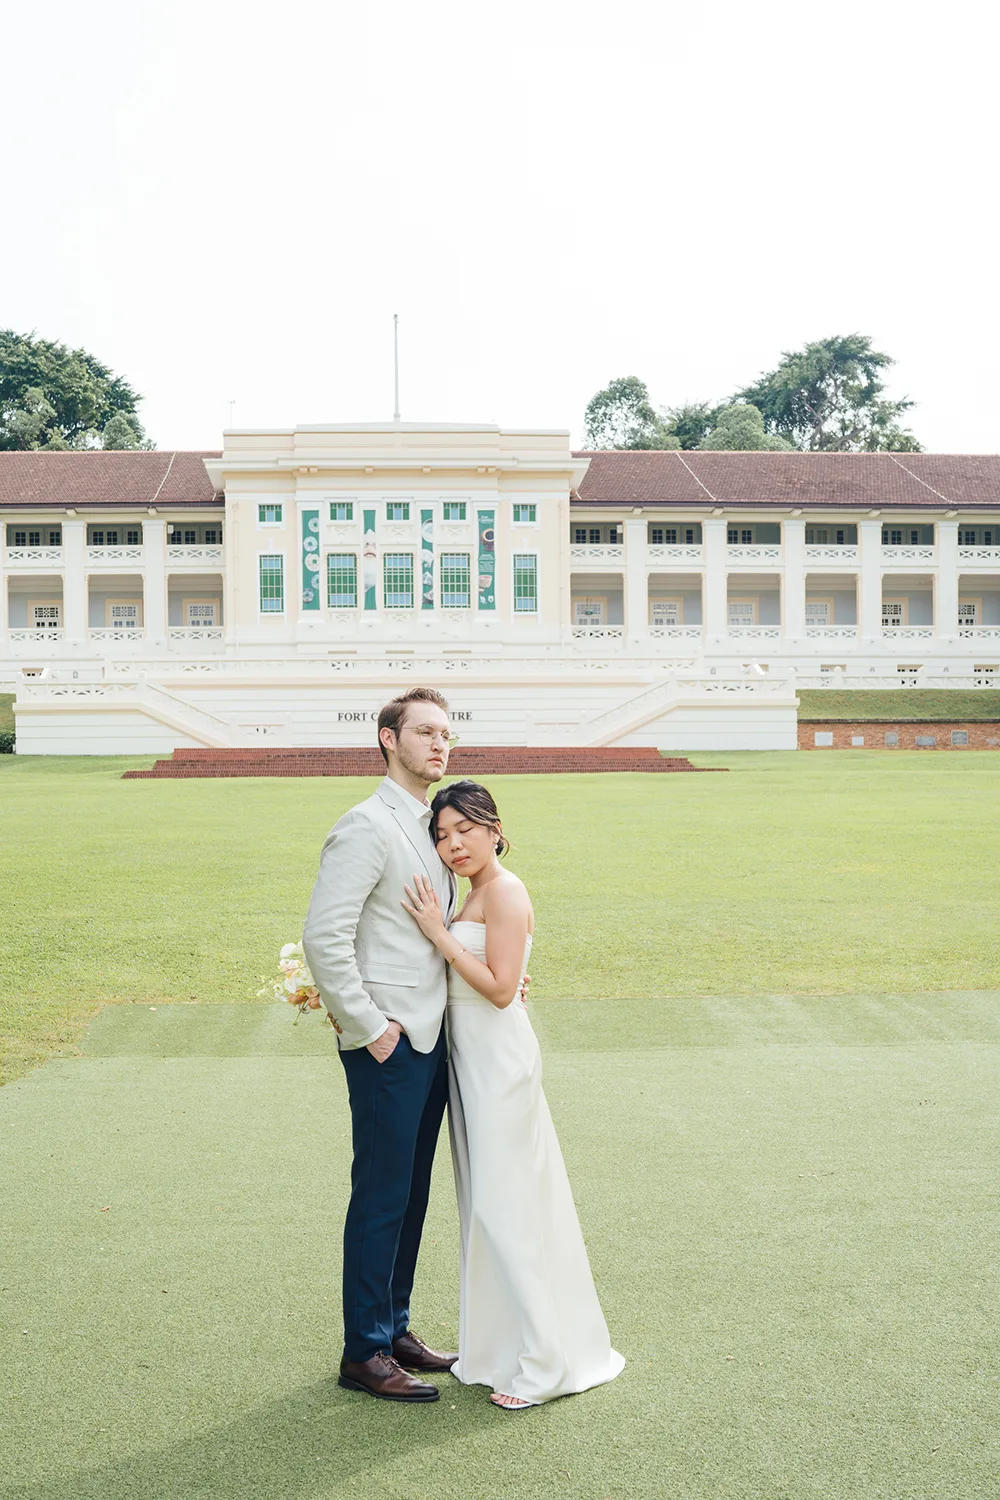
[660,400,721,449]
[0,694,13,734]
[582,375,680,450]
[0,733,14,755]
[736,333,921,451]
[0,330,153,451]
[698,402,795,451]
[797,689,1000,722]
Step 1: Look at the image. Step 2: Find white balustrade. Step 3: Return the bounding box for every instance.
[880,625,934,638]
[726,546,781,562]
[571,625,624,639]
[569,546,624,562]
[8,628,65,644]
[880,547,936,563]
[647,626,703,640]
[958,625,1000,638]
[88,628,147,645]
[804,546,859,563]
[805,625,859,638]
[957,547,1000,563]
[167,627,225,644]
[4,547,64,566]
[164,546,224,564]
[646,545,703,562]
[727,624,781,639]
[86,546,144,564]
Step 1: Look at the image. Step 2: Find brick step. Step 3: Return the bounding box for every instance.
[123,745,723,779]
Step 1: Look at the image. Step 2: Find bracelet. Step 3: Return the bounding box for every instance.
[448,946,467,965]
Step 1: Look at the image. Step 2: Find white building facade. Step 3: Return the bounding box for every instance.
[3,427,999,753]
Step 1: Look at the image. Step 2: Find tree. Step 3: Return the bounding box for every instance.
[698,403,795,451]
[582,376,680,450]
[660,401,722,450]
[101,412,154,450]
[0,330,153,451]
[735,334,920,452]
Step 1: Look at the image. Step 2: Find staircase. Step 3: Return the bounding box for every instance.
[122,745,722,779]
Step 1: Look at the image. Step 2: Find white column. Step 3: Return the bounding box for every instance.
[858,519,883,645]
[935,520,958,643]
[624,519,648,643]
[143,518,168,646]
[0,546,8,655]
[783,518,806,640]
[704,518,728,643]
[223,496,239,647]
[62,520,86,645]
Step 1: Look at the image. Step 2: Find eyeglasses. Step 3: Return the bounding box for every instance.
[412,726,458,746]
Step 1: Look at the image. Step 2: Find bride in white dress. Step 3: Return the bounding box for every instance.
[402,779,625,1411]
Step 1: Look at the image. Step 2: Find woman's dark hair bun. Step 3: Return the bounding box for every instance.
[430,779,508,857]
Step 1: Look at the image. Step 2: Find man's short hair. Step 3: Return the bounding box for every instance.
[377,687,449,765]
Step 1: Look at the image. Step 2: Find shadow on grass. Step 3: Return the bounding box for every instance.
[2,1374,496,1500]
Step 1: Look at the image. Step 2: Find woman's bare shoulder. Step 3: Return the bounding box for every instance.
[483,870,533,916]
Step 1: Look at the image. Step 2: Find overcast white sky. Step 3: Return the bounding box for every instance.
[2,0,996,451]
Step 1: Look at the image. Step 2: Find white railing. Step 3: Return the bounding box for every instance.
[727,545,781,562]
[804,546,859,563]
[646,545,703,563]
[8,628,65,644]
[648,626,703,640]
[959,626,1000,639]
[571,625,624,639]
[795,672,1000,690]
[727,624,781,639]
[958,547,1000,564]
[570,546,624,562]
[4,547,64,565]
[88,628,147,645]
[167,627,225,644]
[805,625,859,638]
[86,546,144,564]
[165,546,224,564]
[881,547,935,563]
[880,625,934,638]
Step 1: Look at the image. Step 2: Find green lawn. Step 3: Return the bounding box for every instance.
[797,688,1000,721]
[2,756,999,1497]
[3,753,1000,1085]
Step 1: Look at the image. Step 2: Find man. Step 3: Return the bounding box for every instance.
[303,687,458,1403]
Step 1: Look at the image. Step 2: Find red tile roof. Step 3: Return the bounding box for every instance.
[0,450,222,509]
[572,451,1000,508]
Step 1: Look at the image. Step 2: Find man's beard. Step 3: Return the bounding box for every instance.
[396,739,447,784]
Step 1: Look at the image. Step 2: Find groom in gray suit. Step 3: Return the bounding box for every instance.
[303,686,458,1403]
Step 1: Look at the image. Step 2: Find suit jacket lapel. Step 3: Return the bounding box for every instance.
[378,792,437,882]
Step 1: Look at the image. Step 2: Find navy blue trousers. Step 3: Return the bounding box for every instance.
[338,1026,448,1363]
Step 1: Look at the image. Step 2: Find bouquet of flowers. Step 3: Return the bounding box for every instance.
[258,941,332,1025]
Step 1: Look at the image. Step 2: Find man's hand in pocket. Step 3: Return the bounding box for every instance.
[367,1020,403,1064]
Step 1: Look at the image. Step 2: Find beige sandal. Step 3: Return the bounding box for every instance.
[490,1392,536,1411]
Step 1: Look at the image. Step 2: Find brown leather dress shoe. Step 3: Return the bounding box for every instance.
[392,1330,459,1373]
[338,1352,440,1402]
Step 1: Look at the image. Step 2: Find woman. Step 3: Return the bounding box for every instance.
[402,779,624,1411]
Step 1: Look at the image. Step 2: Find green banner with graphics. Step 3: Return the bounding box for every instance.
[421,508,434,609]
[362,508,377,610]
[301,507,320,609]
[477,508,495,609]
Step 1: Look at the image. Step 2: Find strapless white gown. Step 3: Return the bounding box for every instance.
[446,921,625,1403]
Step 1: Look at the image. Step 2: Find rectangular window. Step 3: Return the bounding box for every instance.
[513,553,538,613]
[513,504,537,524]
[574,597,607,627]
[204,529,219,545]
[326,553,358,609]
[685,527,697,544]
[961,530,977,546]
[806,600,832,625]
[92,530,105,547]
[126,529,141,546]
[728,600,757,626]
[882,601,905,627]
[443,502,467,521]
[329,502,354,522]
[259,554,284,613]
[664,528,677,544]
[609,525,621,543]
[183,529,197,545]
[108,603,140,630]
[651,600,681,626]
[383,552,414,608]
[32,604,61,629]
[883,528,903,545]
[385,502,410,521]
[186,602,218,628]
[258,503,283,525]
[958,601,980,625]
[728,527,738,543]
[12,530,26,546]
[574,527,588,544]
[439,552,471,608]
[48,528,62,546]
[589,528,601,544]
[649,528,664,544]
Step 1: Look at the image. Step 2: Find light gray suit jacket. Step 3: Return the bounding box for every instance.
[302,777,457,1053]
